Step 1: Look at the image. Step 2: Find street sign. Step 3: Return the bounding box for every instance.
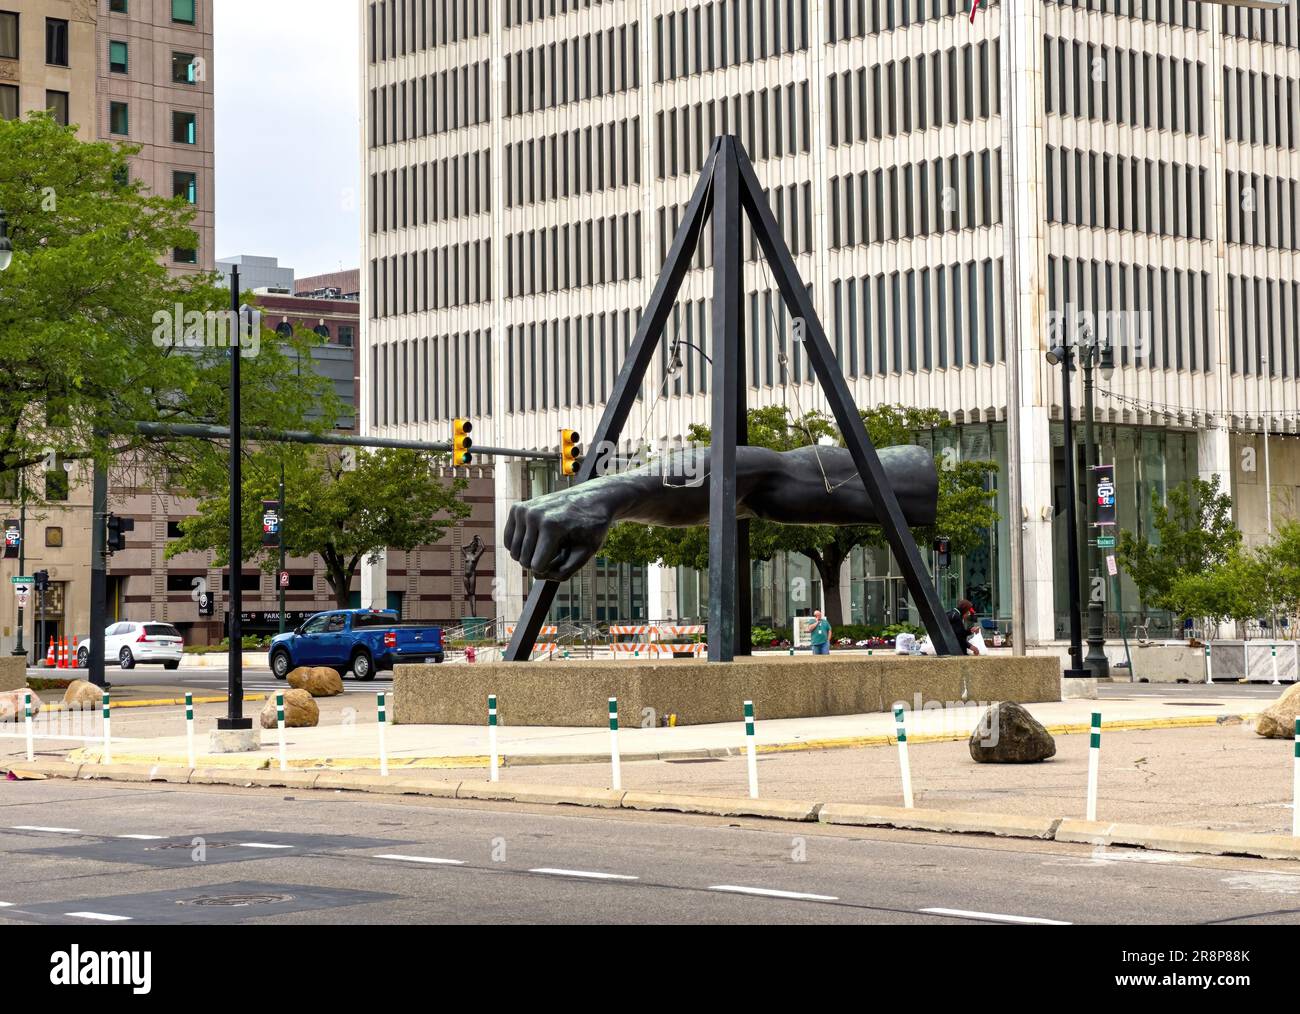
[1106,555,1118,577]
[1096,535,1117,549]
[15,585,29,602]
[10,575,33,584]
[279,570,289,589]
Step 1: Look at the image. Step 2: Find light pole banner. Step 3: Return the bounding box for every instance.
[1093,465,1116,527]
[261,500,282,547]
[3,520,18,559]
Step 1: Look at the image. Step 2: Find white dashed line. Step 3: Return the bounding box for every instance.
[0,902,12,907]
[708,885,838,902]
[529,868,639,881]
[920,907,1071,925]
[117,834,165,840]
[65,912,132,922]
[12,825,80,834]
[374,854,465,865]
[235,843,294,849]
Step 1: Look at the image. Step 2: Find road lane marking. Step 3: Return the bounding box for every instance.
[12,825,80,834]
[117,834,165,840]
[920,907,1071,925]
[374,854,465,865]
[529,868,639,881]
[708,885,838,902]
[0,902,12,907]
[66,912,132,922]
[236,843,294,849]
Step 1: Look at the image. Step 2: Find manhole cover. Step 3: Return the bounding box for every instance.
[152,841,235,850]
[180,893,295,908]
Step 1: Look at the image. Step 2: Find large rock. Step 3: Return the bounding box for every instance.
[260,688,319,729]
[287,666,344,697]
[0,689,41,722]
[1255,683,1300,739]
[63,679,102,710]
[969,702,1056,763]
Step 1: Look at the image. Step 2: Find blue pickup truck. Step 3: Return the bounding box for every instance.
[268,609,444,680]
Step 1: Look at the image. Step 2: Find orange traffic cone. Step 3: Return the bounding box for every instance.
[71,636,80,668]
[45,638,55,667]
[58,636,66,669]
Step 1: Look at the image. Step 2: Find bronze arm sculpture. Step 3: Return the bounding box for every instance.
[504,444,938,582]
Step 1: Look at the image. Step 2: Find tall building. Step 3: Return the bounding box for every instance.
[217,253,295,293]
[360,0,1300,645]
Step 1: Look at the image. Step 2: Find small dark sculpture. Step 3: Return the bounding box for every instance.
[461,534,486,614]
[504,444,937,581]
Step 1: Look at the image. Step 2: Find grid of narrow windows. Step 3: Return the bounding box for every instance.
[825,0,1000,43]
[370,241,492,318]
[368,0,490,63]
[505,213,643,298]
[826,42,1000,146]
[1223,68,1298,149]
[1045,147,1210,240]
[505,0,613,28]
[506,119,641,208]
[369,60,490,148]
[1044,0,1203,31]
[506,309,642,412]
[657,181,814,269]
[829,149,1003,248]
[505,25,640,118]
[369,150,491,234]
[1226,276,1300,378]
[653,0,810,84]
[1222,2,1300,49]
[1224,170,1300,251]
[657,82,811,179]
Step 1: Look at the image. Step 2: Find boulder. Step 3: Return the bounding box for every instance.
[1255,683,1300,739]
[287,666,344,697]
[0,689,41,722]
[969,702,1056,763]
[260,688,319,729]
[62,679,102,711]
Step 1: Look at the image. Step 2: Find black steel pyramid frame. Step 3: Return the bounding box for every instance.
[505,136,962,661]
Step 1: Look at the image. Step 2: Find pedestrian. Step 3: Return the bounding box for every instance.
[947,599,980,655]
[807,610,832,655]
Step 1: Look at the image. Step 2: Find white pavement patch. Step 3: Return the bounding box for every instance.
[12,825,80,834]
[0,902,12,907]
[708,885,838,902]
[920,907,1071,926]
[374,854,465,865]
[235,842,294,849]
[117,834,165,840]
[1220,873,1300,894]
[528,868,639,881]
[1046,848,1197,867]
[65,912,132,922]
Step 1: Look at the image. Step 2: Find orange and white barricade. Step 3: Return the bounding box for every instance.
[530,642,559,659]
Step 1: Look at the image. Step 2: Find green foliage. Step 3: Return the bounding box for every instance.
[1116,476,1241,615]
[1167,552,1265,629]
[168,447,470,607]
[0,114,337,500]
[603,404,999,623]
[750,625,777,647]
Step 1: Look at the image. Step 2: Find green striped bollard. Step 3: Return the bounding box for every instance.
[276,690,287,772]
[1204,643,1213,685]
[488,694,499,782]
[608,697,621,790]
[894,705,913,808]
[185,692,195,768]
[23,689,33,762]
[101,691,112,765]
[1272,644,1281,686]
[1293,718,1300,838]
[744,700,758,799]
[377,692,389,777]
[1086,711,1102,821]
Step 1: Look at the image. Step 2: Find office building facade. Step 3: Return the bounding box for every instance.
[360,0,1300,643]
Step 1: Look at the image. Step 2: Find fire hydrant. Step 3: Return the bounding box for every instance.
[465,646,477,664]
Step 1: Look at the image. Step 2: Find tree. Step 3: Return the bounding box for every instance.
[167,447,470,607]
[600,405,999,625]
[1167,552,1265,633]
[0,113,337,499]
[1116,475,1241,616]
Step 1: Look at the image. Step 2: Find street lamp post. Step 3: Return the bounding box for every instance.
[218,267,251,732]
[0,209,20,659]
[1080,333,1114,678]
[1047,341,1091,679]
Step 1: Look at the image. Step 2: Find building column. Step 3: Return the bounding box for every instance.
[494,459,526,622]
[1198,422,1233,492]
[646,562,678,622]
[838,555,852,625]
[1019,407,1058,645]
[360,549,387,611]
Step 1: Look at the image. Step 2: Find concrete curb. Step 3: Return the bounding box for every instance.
[1054,819,1300,861]
[819,802,1061,839]
[41,694,264,714]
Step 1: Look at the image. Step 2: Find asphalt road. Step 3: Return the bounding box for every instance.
[1,779,1299,925]
[27,667,394,696]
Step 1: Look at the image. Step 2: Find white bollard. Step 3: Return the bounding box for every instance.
[185,692,195,768]
[893,706,914,809]
[1086,711,1101,821]
[24,689,33,762]
[102,691,112,765]
[276,690,287,772]
[488,693,499,782]
[377,692,389,777]
[608,697,621,791]
[744,700,758,799]
[1293,718,1299,838]
[1204,642,1214,685]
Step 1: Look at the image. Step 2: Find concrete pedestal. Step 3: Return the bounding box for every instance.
[1061,677,1098,700]
[208,728,261,754]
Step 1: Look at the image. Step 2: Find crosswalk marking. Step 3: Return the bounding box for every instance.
[708,885,838,902]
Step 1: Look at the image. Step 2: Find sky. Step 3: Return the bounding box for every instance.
[215,0,360,279]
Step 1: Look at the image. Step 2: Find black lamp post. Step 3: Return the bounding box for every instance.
[1080,332,1114,678]
[1046,341,1092,679]
[218,267,251,731]
[1,211,21,660]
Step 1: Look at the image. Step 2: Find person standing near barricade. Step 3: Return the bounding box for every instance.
[807,610,832,656]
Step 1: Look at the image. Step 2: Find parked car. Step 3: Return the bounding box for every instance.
[77,621,185,670]
[267,608,444,680]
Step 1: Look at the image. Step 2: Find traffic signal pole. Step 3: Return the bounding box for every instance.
[88,459,108,688]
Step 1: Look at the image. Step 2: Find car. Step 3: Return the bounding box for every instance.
[78,621,184,670]
[268,608,444,680]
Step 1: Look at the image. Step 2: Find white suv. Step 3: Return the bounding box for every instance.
[77,621,184,670]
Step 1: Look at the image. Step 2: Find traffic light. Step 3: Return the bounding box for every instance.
[560,429,582,477]
[33,569,48,592]
[452,418,473,466]
[933,536,951,569]
[106,513,134,553]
